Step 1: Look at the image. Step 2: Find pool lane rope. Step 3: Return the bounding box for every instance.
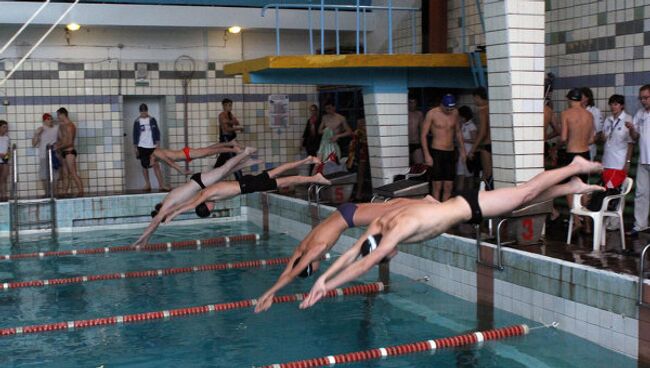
[261,323,558,368]
[0,233,259,261]
[1,255,317,291]
[0,282,384,337]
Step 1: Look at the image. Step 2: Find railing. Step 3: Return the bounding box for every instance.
[9,144,18,244]
[639,243,650,308]
[46,144,57,239]
[262,1,420,56]
[9,144,58,244]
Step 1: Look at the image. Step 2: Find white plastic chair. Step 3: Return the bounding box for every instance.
[566,177,634,251]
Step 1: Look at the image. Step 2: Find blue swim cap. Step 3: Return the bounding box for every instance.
[441,94,456,108]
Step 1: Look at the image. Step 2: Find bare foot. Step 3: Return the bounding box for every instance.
[160,186,171,192]
[143,184,151,192]
[306,156,322,165]
[571,155,603,174]
[568,176,605,195]
[313,173,331,186]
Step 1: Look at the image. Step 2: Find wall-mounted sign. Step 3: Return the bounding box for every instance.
[268,94,289,129]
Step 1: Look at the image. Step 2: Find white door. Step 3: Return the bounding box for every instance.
[123,97,164,191]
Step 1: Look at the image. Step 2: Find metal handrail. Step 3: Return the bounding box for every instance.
[639,243,650,308]
[9,143,18,243]
[262,2,420,56]
[46,144,57,239]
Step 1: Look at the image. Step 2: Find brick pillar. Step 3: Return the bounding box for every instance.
[485,0,546,187]
[362,87,410,187]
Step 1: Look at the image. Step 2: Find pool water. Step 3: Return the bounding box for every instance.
[0,222,636,367]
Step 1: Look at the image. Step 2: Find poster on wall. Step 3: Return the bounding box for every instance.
[268,94,290,129]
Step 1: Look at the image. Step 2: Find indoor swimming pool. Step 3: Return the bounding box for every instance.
[0,222,635,367]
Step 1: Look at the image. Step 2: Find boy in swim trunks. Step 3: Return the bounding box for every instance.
[299,156,604,309]
[254,196,438,313]
[421,94,467,201]
[163,156,331,222]
[131,147,259,246]
[152,142,241,176]
[55,107,84,197]
[561,88,595,229]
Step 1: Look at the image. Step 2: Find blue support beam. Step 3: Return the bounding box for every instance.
[245,67,477,89]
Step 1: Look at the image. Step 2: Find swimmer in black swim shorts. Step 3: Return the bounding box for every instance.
[163,156,331,223]
[132,147,259,246]
[299,156,605,309]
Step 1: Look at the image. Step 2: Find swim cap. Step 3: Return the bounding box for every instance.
[441,94,456,108]
[293,256,312,278]
[360,234,382,257]
[566,88,582,101]
[195,202,211,218]
[42,113,52,121]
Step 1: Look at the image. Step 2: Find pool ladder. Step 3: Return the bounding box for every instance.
[639,243,650,308]
[9,144,57,244]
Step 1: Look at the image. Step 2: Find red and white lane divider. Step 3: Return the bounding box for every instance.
[2,256,301,291]
[0,233,259,261]
[262,324,533,368]
[0,282,384,337]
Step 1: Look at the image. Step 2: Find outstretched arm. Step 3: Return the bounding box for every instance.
[255,243,325,313]
[299,224,397,309]
[132,215,164,246]
[299,221,380,308]
[163,188,217,223]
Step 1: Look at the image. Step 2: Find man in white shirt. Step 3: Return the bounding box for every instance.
[133,103,168,191]
[600,95,634,173]
[32,113,59,196]
[627,85,650,236]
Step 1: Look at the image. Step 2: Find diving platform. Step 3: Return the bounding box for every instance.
[223,53,486,89]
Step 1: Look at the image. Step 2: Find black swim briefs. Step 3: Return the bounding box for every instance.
[456,189,483,225]
[237,171,278,194]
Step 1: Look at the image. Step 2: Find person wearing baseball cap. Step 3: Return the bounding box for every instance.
[31,113,60,196]
[421,93,467,202]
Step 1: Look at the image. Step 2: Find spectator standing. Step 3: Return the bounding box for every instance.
[0,120,10,201]
[133,103,168,192]
[32,113,59,196]
[627,85,650,236]
[302,104,321,173]
[214,98,243,179]
[55,108,84,197]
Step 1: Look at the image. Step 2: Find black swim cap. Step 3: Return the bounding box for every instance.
[195,203,211,218]
[155,203,162,211]
[151,210,158,218]
[361,234,382,257]
[293,256,312,278]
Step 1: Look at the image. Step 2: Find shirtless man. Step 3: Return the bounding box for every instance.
[469,87,493,189]
[163,156,331,222]
[544,100,562,221]
[299,156,604,309]
[317,102,353,161]
[214,98,244,178]
[254,196,438,313]
[132,147,259,246]
[152,142,241,176]
[55,107,83,197]
[421,94,466,201]
[408,97,424,165]
[561,88,595,227]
